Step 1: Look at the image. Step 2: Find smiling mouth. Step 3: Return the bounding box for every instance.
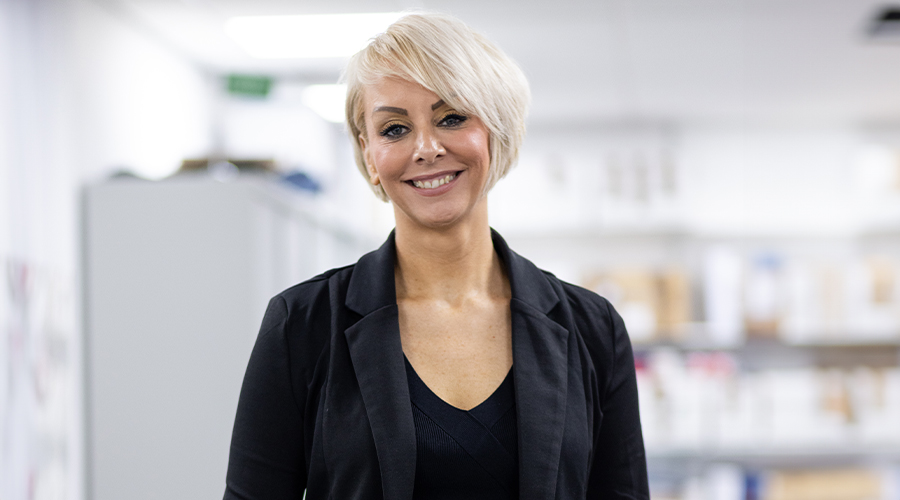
[408,171,460,189]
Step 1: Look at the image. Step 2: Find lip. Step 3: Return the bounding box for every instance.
[405,170,463,197]
[405,170,461,183]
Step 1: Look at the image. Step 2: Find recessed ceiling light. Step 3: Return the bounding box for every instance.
[224,13,404,59]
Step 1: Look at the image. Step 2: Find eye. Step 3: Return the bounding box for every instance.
[438,113,468,127]
[379,123,408,138]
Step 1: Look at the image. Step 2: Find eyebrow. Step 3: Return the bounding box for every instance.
[373,106,408,115]
[373,100,446,115]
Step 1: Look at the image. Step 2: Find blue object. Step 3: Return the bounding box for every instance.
[281,171,322,193]
[744,472,761,500]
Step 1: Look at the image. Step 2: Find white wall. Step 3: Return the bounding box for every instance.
[68,0,213,181]
[0,0,213,499]
[1,1,81,499]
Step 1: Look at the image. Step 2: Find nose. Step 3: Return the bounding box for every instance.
[414,128,445,164]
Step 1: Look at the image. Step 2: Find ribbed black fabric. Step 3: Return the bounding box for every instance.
[404,358,518,500]
[488,406,517,457]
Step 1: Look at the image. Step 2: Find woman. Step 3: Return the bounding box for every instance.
[224,13,649,500]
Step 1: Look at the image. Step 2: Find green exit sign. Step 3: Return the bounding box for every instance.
[227,74,272,97]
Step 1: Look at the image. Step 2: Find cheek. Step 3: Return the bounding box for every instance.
[372,147,404,179]
[459,117,491,165]
[369,145,413,190]
[461,129,491,168]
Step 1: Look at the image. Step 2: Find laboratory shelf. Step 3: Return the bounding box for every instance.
[647,444,900,469]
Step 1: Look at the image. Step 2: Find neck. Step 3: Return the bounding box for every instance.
[393,201,507,304]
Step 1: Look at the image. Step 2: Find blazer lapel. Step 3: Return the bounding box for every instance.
[344,232,416,500]
[493,230,570,500]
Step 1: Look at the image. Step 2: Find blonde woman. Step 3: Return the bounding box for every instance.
[225,13,648,500]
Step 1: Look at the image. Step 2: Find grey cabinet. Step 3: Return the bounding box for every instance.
[82,176,368,500]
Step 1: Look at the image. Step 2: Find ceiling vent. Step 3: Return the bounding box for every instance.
[869,6,900,39]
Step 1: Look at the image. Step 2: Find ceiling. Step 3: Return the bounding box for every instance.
[105,0,900,126]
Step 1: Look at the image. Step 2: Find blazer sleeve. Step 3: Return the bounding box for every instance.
[587,300,650,500]
[224,296,307,500]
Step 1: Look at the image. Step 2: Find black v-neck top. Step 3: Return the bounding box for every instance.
[404,358,519,500]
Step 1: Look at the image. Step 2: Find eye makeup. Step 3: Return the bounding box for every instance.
[378,121,408,138]
[437,112,468,127]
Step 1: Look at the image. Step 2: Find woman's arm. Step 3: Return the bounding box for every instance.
[224,296,307,500]
[587,301,650,500]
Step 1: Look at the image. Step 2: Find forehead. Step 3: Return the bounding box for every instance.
[362,77,442,110]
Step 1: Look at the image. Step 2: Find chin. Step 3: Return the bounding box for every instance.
[392,188,488,231]
[417,212,466,230]
[397,204,468,231]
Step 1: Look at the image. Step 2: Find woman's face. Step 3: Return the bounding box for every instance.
[359,77,491,230]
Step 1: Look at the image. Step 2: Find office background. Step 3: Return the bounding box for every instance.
[3,1,900,499]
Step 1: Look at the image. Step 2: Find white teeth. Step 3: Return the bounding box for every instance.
[412,173,456,189]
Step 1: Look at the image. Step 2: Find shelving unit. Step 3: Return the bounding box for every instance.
[505,225,900,499]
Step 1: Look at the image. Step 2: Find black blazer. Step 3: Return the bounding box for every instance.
[224,230,649,500]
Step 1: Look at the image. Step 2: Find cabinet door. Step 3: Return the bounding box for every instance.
[83,179,332,500]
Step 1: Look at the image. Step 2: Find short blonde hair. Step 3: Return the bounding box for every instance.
[342,13,531,202]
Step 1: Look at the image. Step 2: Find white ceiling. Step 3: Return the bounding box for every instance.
[108,0,900,126]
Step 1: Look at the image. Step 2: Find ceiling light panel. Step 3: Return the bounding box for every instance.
[224,12,404,59]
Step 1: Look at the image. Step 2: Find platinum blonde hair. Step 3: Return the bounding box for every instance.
[342,13,531,202]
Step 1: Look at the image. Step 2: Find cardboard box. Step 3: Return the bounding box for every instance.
[764,469,882,500]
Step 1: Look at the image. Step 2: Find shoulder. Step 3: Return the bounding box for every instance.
[253,264,357,381]
[537,269,635,400]
[536,269,626,371]
[537,269,617,335]
[261,263,358,334]
[555,276,616,326]
[260,264,356,339]
[276,264,355,318]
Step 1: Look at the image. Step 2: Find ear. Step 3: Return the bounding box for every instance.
[359,134,380,186]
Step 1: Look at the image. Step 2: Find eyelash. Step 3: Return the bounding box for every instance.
[378,123,406,138]
[377,113,469,138]
[439,113,468,127]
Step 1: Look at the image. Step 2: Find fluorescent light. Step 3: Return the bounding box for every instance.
[224,13,404,59]
[302,84,347,123]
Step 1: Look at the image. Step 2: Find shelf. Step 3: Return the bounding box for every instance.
[632,336,900,351]
[632,336,900,370]
[858,222,900,238]
[784,337,900,347]
[647,444,900,470]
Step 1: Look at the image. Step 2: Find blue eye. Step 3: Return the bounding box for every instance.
[440,114,467,127]
[379,123,407,138]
